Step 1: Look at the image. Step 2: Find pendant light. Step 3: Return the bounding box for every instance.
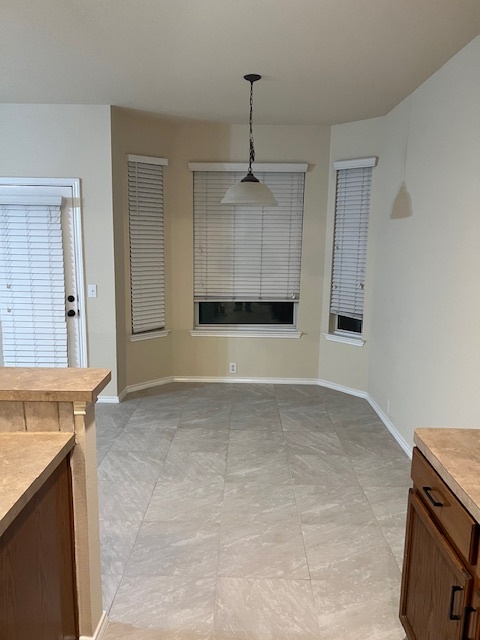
[221,74,277,206]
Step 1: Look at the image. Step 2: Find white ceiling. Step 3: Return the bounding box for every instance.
[2,0,480,125]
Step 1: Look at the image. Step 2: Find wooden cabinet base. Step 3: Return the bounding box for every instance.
[0,458,78,640]
[400,489,473,639]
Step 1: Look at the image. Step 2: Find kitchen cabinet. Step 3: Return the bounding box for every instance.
[400,447,480,640]
[0,453,77,640]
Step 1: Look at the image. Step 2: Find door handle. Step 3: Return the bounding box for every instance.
[449,586,463,620]
[67,310,76,317]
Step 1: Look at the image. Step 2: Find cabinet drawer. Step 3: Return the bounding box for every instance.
[412,448,479,565]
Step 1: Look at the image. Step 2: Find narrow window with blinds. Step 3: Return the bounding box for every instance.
[329,157,377,337]
[127,155,168,336]
[193,170,305,330]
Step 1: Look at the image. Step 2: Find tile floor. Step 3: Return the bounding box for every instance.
[95,383,409,639]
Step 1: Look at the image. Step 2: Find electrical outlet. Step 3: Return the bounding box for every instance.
[229,362,237,374]
[87,284,97,298]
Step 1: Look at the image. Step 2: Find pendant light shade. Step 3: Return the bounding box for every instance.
[221,74,277,207]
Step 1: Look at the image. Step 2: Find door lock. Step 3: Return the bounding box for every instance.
[67,310,76,317]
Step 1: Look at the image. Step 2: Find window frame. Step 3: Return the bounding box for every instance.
[127,154,168,341]
[328,156,377,343]
[189,162,307,337]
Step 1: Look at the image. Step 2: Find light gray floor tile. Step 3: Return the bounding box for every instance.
[98,450,163,485]
[144,481,225,523]
[378,511,408,569]
[280,411,334,433]
[288,453,356,487]
[161,450,227,483]
[215,577,321,639]
[98,479,154,522]
[170,426,229,452]
[109,575,216,637]
[294,482,374,525]
[222,482,297,525]
[96,382,408,640]
[285,430,344,456]
[125,413,180,430]
[124,520,221,578]
[310,542,401,615]
[109,426,175,456]
[178,408,231,429]
[218,520,309,579]
[226,450,292,485]
[230,414,283,431]
[100,518,140,612]
[228,429,285,454]
[315,589,405,640]
[302,521,387,576]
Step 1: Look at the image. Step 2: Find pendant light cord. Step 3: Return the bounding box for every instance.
[248,79,255,173]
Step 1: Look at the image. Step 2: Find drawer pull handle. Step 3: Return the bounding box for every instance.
[449,586,463,620]
[422,486,443,507]
[462,606,475,640]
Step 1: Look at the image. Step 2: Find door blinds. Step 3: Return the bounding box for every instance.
[128,156,167,334]
[330,165,373,320]
[194,171,305,301]
[0,200,68,367]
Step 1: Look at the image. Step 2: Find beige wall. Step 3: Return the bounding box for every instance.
[328,36,480,445]
[170,123,330,380]
[0,105,118,396]
[110,108,176,389]
[109,114,330,388]
[319,116,385,391]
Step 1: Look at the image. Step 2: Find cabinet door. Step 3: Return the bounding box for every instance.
[400,489,473,640]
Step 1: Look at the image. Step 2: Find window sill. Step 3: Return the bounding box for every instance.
[190,329,302,339]
[323,332,365,347]
[130,330,170,342]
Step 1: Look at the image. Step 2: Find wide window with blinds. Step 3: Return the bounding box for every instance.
[192,167,306,330]
[329,157,377,337]
[127,155,168,336]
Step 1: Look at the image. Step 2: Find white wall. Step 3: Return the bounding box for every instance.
[0,105,118,395]
[369,36,480,445]
[328,36,480,445]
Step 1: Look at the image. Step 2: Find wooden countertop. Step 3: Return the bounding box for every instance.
[0,367,111,402]
[415,428,480,523]
[0,432,75,537]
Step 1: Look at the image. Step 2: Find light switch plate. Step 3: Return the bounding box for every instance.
[87,284,97,298]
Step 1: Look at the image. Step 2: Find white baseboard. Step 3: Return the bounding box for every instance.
[80,611,108,640]
[316,378,368,399]
[96,395,121,404]
[99,374,412,458]
[366,394,412,458]
[173,375,319,385]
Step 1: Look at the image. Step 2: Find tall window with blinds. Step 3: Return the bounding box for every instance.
[193,170,305,329]
[330,157,377,336]
[0,199,68,367]
[127,155,168,335]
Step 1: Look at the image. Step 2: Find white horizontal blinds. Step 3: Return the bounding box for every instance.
[330,166,373,320]
[0,203,68,367]
[194,171,304,301]
[128,158,166,334]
